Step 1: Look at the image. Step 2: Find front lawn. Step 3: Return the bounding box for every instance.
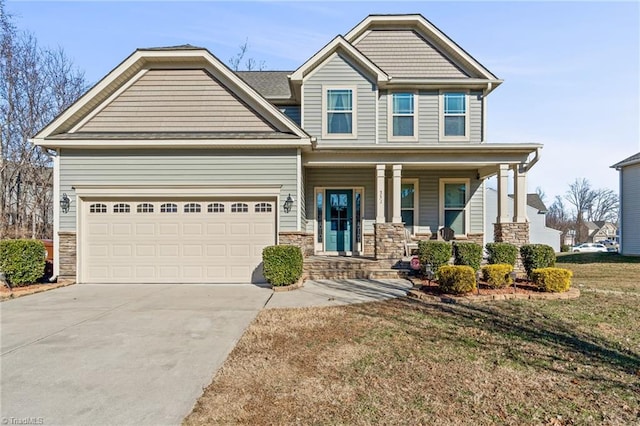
[184,258,640,425]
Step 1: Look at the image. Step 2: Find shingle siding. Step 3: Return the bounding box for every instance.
[354,30,469,78]
[59,148,298,231]
[79,69,276,133]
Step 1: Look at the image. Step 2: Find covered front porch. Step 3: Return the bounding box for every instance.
[299,144,541,260]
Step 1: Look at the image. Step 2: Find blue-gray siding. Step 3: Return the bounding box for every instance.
[59,148,298,231]
[304,167,483,235]
[302,53,377,145]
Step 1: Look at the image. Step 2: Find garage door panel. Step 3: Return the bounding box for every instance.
[83,199,275,284]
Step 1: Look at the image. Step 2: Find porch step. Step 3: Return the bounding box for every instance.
[303,256,410,280]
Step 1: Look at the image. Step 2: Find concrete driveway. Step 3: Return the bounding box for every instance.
[0,284,272,426]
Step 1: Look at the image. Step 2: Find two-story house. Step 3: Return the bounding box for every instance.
[31,14,541,284]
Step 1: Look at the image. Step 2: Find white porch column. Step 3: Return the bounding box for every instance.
[513,164,528,223]
[376,164,386,223]
[392,164,402,224]
[497,163,510,224]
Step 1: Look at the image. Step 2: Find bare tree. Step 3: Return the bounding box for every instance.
[228,38,266,71]
[586,188,618,223]
[1,0,87,239]
[564,178,597,243]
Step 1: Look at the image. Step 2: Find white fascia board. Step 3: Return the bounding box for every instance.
[384,78,503,90]
[344,15,498,80]
[312,143,543,152]
[30,137,311,149]
[290,36,388,83]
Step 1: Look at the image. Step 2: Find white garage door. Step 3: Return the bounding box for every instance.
[81,200,276,283]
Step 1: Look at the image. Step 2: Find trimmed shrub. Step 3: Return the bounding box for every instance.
[531,267,572,292]
[481,264,514,288]
[560,244,571,253]
[0,239,46,287]
[453,242,483,271]
[262,245,303,286]
[438,265,476,294]
[485,242,518,266]
[418,241,452,275]
[520,244,556,278]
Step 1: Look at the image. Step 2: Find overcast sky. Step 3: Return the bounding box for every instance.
[6,1,640,205]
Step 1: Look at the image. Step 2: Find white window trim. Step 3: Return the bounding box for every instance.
[439,178,470,237]
[322,85,358,139]
[401,178,419,235]
[439,90,470,142]
[388,92,418,142]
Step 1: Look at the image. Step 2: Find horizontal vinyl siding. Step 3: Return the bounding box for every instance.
[407,170,483,234]
[304,168,376,233]
[354,30,469,78]
[79,69,276,133]
[59,148,298,231]
[379,91,478,144]
[621,164,640,255]
[469,91,483,143]
[304,168,482,235]
[303,54,376,145]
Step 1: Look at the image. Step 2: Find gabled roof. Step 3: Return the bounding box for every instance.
[611,152,640,169]
[289,35,389,83]
[32,46,310,148]
[344,14,501,90]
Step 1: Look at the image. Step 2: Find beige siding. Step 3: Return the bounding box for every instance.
[59,148,298,231]
[354,30,469,78]
[469,91,483,142]
[79,69,276,132]
[302,54,376,145]
[621,164,640,255]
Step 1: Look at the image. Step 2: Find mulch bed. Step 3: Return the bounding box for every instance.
[407,276,580,303]
[0,280,74,301]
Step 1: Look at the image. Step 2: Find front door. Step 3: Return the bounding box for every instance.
[325,189,353,252]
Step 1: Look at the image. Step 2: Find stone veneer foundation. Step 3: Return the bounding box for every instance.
[58,231,77,281]
[374,223,405,260]
[278,232,314,257]
[363,233,375,257]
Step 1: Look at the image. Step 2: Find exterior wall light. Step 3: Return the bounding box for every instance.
[283,194,294,213]
[60,193,70,214]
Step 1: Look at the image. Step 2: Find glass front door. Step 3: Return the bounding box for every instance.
[325,189,353,252]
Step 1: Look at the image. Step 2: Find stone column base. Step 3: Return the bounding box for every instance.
[58,231,77,281]
[363,233,375,257]
[374,223,405,260]
[494,222,530,272]
[278,232,314,257]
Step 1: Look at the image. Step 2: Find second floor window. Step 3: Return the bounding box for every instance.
[392,93,415,137]
[443,92,466,137]
[326,89,353,134]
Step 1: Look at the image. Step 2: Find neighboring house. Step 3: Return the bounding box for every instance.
[584,221,617,244]
[31,14,541,284]
[485,188,561,251]
[611,153,640,255]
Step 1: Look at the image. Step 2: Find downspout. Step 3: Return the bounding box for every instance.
[523,147,541,172]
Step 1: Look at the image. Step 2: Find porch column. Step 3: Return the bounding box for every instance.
[392,164,402,224]
[497,163,510,224]
[376,164,386,223]
[513,164,528,223]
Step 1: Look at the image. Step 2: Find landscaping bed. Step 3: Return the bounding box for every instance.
[0,280,74,301]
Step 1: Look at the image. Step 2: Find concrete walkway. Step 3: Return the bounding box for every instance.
[265,278,413,309]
